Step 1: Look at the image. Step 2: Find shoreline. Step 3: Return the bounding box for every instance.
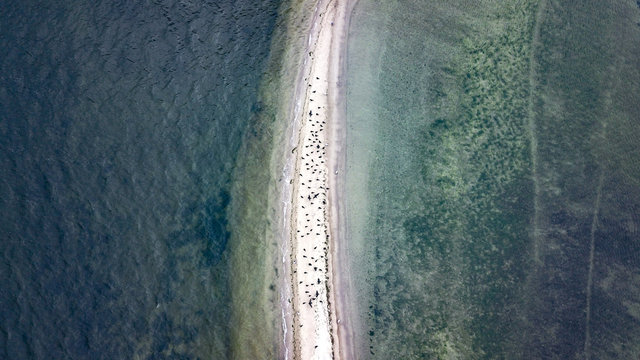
[326,1,359,358]
[279,0,355,358]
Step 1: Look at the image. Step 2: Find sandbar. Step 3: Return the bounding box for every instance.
[283,0,356,359]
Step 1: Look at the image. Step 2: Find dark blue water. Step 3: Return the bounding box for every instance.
[0,0,281,358]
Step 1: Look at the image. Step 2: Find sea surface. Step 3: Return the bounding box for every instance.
[0,0,285,358]
[345,0,640,358]
[4,0,640,359]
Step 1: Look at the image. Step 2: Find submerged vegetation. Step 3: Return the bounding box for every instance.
[347,0,640,358]
[521,1,640,358]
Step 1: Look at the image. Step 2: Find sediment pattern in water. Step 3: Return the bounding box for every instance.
[345,0,640,358]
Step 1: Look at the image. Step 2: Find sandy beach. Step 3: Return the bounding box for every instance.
[284,0,354,359]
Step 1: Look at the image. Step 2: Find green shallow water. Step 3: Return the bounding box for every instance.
[345,0,640,358]
[227,0,320,358]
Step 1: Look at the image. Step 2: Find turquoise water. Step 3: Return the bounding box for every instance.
[345,0,640,358]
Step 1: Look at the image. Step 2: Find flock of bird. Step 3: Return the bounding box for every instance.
[293,75,331,325]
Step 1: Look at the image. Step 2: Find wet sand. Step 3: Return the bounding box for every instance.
[284,0,355,359]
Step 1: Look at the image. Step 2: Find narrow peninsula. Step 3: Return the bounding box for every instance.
[285,0,353,359]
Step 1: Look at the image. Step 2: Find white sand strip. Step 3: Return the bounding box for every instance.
[287,0,352,359]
